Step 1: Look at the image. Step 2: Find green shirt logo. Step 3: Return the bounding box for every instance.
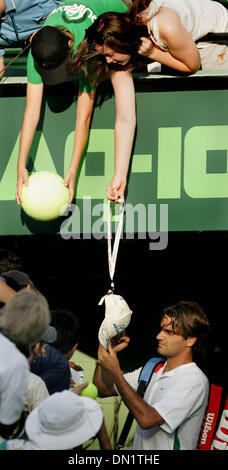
[49,3,97,23]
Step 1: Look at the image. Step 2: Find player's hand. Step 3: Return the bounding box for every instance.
[110,332,130,353]
[16,167,29,205]
[98,343,122,378]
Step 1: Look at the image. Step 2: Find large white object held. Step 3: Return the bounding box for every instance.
[21,171,69,221]
[98,291,132,350]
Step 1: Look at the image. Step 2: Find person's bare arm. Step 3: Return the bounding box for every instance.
[97,343,164,430]
[97,419,112,450]
[0,0,6,16]
[93,359,118,398]
[106,70,136,203]
[139,8,200,73]
[0,56,5,79]
[64,90,95,203]
[0,279,16,304]
[93,334,130,397]
[16,82,44,204]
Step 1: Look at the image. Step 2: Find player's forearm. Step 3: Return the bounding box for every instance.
[93,362,117,398]
[113,373,163,430]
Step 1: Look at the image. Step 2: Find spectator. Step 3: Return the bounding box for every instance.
[51,308,84,384]
[0,265,42,308]
[24,324,57,416]
[0,266,73,395]
[131,0,228,73]
[25,372,49,416]
[0,288,50,439]
[14,325,57,441]
[0,249,24,306]
[15,0,137,206]
[0,1,63,78]
[1,387,111,450]
[51,308,80,360]
[30,340,71,395]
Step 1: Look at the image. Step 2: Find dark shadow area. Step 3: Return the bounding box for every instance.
[45,80,77,113]
[20,208,69,235]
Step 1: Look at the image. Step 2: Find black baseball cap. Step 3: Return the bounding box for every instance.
[1,269,38,292]
[1,269,57,344]
[31,26,70,85]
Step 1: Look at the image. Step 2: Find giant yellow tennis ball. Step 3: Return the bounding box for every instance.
[21,171,69,221]
[80,383,98,400]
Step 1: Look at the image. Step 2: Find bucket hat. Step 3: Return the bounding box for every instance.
[25,390,103,450]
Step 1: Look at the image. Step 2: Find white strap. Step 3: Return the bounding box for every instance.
[107,200,125,291]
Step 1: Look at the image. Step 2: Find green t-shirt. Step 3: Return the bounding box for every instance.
[27,0,128,91]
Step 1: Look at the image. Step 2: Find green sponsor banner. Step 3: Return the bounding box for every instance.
[0,85,228,235]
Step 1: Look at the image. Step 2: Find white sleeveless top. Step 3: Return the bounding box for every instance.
[146,0,228,50]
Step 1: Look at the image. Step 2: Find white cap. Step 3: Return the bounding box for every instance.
[98,292,132,349]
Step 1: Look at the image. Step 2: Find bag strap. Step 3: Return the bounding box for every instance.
[198,383,223,450]
[8,10,20,42]
[107,200,125,292]
[211,392,228,450]
[137,357,165,397]
[115,357,165,449]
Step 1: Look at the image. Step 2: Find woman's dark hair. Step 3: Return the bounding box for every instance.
[161,301,211,363]
[70,12,148,86]
[127,0,152,18]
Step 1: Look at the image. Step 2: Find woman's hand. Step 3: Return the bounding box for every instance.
[106,175,126,203]
[138,37,155,58]
[16,167,29,205]
[64,167,77,203]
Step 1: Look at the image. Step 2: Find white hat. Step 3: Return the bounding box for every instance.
[98,292,132,349]
[25,390,103,450]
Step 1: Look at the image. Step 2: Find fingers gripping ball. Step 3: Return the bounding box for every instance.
[80,383,98,400]
[21,172,69,221]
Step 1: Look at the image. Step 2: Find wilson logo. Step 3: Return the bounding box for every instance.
[200,413,215,445]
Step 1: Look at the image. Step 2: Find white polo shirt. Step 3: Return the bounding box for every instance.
[122,361,209,450]
[0,333,29,425]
